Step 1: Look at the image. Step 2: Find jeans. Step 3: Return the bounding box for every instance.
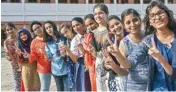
[38,73,51,91]
[53,74,69,91]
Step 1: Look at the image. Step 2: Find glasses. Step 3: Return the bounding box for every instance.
[149,10,166,20]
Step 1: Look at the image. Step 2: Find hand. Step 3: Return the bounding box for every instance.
[104,56,116,70]
[16,48,22,56]
[107,36,120,56]
[144,37,165,62]
[22,49,30,58]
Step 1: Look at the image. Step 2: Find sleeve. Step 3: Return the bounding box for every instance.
[4,40,12,61]
[29,40,38,63]
[45,43,53,61]
[70,37,79,56]
[170,45,176,80]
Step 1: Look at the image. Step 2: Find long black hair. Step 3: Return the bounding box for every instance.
[43,20,60,42]
[143,0,176,35]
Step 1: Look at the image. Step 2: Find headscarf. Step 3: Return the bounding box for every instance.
[17,28,33,53]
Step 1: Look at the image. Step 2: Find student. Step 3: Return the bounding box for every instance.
[83,13,98,91]
[3,22,21,91]
[29,21,51,91]
[61,17,87,91]
[43,20,69,91]
[93,3,109,91]
[105,15,129,91]
[142,1,176,90]
[17,28,40,91]
[59,23,76,91]
[117,8,150,91]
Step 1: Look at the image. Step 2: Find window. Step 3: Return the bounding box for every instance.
[158,0,164,3]
[110,0,113,3]
[95,0,104,3]
[168,0,173,3]
[10,0,20,3]
[121,0,128,4]
[41,0,50,3]
[58,0,67,3]
[28,0,37,3]
[89,0,93,3]
[70,0,78,3]
[144,0,151,4]
[1,0,7,3]
[134,0,140,4]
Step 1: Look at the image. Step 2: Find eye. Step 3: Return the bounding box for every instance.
[126,21,131,25]
[149,13,155,19]
[132,18,139,23]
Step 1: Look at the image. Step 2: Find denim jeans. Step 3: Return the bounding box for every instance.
[53,74,69,91]
[38,73,51,91]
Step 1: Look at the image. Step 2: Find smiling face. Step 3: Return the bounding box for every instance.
[20,32,28,41]
[32,24,43,37]
[124,14,141,34]
[5,26,15,36]
[44,23,54,37]
[84,18,98,31]
[149,6,168,30]
[71,21,85,35]
[108,19,124,36]
[60,27,73,39]
[94,7,107,25]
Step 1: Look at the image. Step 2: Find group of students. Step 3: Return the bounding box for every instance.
[3,0,176,91]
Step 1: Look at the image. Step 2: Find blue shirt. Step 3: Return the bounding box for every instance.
[45,37,68,76]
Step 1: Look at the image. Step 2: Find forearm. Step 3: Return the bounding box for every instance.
[67,49,79,62]
[115,51,131,69]
[112,65,129,76]
[159,57,173,76]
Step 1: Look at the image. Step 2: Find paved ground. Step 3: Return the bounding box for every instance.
[1,48,57,91]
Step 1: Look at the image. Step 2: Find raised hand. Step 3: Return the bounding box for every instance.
[107,36,120,56]
[22,49,30,58]
[144,37,165,62]
[104,55,116,70]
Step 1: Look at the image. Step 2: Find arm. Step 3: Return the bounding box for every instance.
[45,43,53,61]
[29,40,38,63]
[4,40,13,61]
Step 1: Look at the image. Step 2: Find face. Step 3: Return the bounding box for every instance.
[32,24,43,36]
[149,6,168,30]
[72,21,85,35]
[108,19,124,36]
[94,7,107,25]
[20,32,28,41]
[44,23,54,36]
[60,27,73,39]
[84,18,98,31]
[124,14,141,34]
[5,26,15,36]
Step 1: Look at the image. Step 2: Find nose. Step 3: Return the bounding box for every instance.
[155,15,160,20]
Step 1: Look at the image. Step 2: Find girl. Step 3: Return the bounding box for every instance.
[118,8,150,91]
[59,23,76,91]
[105,15,129,91]
[93,3,110,91]
[43,20,69,91]
[3,22,21,91]
[142,1,176,90]
[83,13,98,91]
[29,21,51,91]
[17,28,40,91]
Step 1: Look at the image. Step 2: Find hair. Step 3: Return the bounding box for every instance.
[93,3,109,15]
[43,20,60,42]
[107,15,122,28]
[71,17,84,24]
[84,14,95,21]
[143,0,176,35]
[59,23,77,35]
[4,22,16,30]
[30,21,42,32]
[121,8,141,24]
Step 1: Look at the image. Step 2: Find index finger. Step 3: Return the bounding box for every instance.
[151,37,156,48]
